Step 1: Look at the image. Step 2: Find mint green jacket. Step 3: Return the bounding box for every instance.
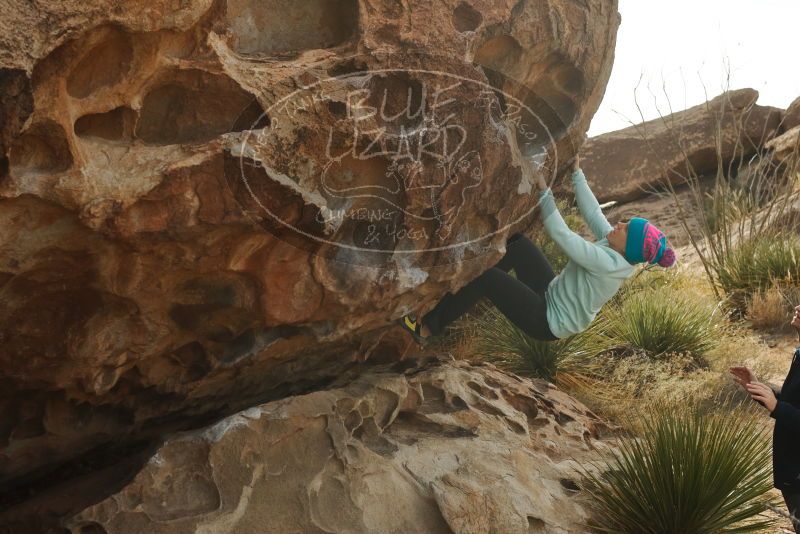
[538,168,634,338]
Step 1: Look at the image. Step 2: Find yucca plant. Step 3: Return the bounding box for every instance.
[701,185,759,235]
[603,285,723,363]
[716,232,800,311]
[608,265,684,307]
[472,303,612,388]
[582,405,776,533]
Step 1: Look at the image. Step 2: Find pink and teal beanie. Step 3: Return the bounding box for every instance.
[624,217,676,267]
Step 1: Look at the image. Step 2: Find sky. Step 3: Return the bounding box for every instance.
[588,0,800,137]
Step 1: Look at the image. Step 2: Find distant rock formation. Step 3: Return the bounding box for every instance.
[0,0,622,522]
[580,89,783,203]
[766,125,800,166]
[60,357,611,534]
[764,92,800,168]
[783,96,800,133]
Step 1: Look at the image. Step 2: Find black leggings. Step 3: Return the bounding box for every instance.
[422,233,559,341]
[784,491,800,533]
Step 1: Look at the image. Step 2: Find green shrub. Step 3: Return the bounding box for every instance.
[582,406,775,534]
[472,303,612,387]
[608,266,684,307]
[717,232,800,310]
[702,184,762,235]
[603,285,723,363]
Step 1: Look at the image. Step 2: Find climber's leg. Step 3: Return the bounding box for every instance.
[418,275,485,337]
[415,233,557,340]
[493,233,556,294]
[476,267,558,341]
[419,235,518,338]
[421,266,558,341]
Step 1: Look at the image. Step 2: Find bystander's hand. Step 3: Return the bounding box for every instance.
[746,382,778,413]
[729,366,758,387]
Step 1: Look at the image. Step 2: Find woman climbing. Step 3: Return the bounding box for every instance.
[400,155,677,344]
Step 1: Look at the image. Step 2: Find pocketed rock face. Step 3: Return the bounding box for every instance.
[64,358,610,534]
[580,89,783,203]
[0,0,621,490]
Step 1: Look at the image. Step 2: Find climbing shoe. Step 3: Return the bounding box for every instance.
[399,314,427,346]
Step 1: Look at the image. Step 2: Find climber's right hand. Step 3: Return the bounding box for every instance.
[534,171,548,191]
[522,155,549,191]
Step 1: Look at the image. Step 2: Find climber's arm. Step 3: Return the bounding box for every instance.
[539,188,617,272]
[572,168,613,240]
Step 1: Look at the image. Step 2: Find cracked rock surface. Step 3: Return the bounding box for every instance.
[0,0,621,506]
[63,357,611,534]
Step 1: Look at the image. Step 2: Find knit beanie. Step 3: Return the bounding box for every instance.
[624,217,676,267]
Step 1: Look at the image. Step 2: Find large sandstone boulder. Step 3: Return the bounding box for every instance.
[580,89,783,203]
[765,125,800,169]
[53,357,611,534]
[783,96,800,133]
[0,0,622,502]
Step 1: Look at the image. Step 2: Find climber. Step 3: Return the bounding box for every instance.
[399,154,677,344]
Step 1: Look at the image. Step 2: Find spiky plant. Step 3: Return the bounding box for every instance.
[472,303,612,388]
[603,285,723,363]
[716,232,800,311]
[582,405,776,534]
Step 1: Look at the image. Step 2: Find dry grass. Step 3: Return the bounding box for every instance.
[553,308,789,431]
[421,308,483,361]
[747,286,789,330]
[777,282,800,320]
